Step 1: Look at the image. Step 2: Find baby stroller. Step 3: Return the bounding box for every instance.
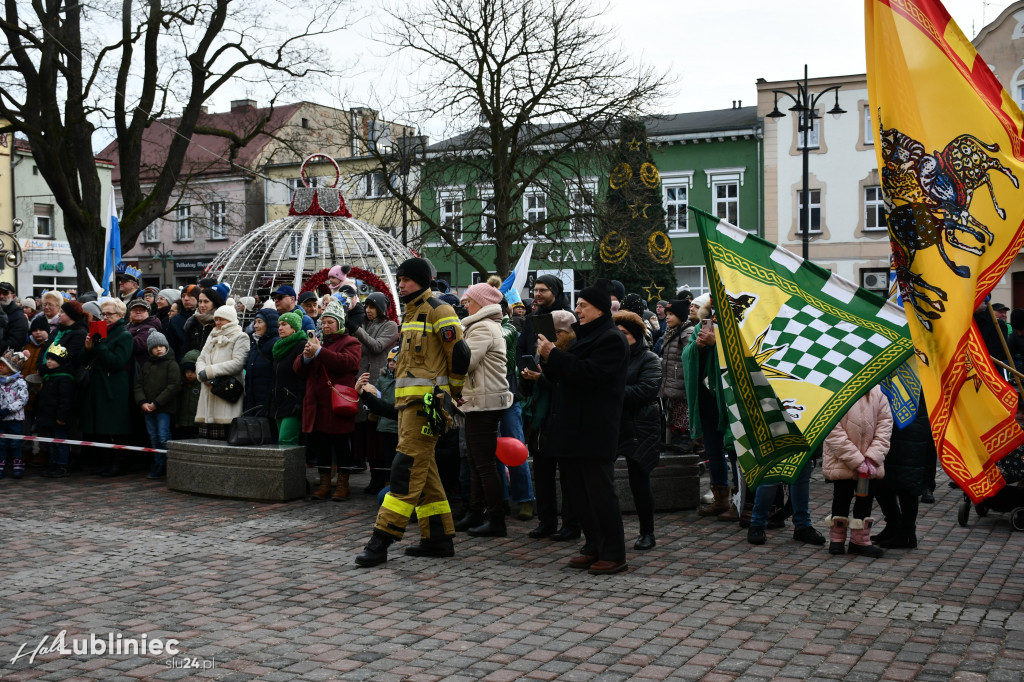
[957,444,1024,531]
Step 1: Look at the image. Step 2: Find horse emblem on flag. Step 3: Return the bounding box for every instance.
[880,120,1019,331]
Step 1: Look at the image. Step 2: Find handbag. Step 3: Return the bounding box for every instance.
[75,361,93,388]
[322,366,359,417]
[227,407,275,446]
[211,374,244,403]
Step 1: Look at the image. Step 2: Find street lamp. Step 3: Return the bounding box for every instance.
[148,243,175,287]
[766,64,845,261]
[391,130,427,246]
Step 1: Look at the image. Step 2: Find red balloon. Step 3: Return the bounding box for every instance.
[495,437,528,467]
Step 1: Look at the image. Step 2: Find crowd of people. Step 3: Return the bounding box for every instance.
[0,258,952,574]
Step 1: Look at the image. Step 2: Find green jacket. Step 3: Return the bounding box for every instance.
[134,350,181,414]
[375,374,398,435]
[81,319,133,435]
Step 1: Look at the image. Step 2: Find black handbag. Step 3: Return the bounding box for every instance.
[227,407,275,446]
[211,375,244,403]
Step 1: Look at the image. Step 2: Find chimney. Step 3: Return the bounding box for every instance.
[198,106,209,115]
[230,99,257,112]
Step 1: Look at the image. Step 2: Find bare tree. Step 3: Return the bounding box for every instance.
[0,0,354,292]
[359,0,669,278]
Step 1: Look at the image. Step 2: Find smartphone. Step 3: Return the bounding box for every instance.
[700,318,713,334]
[521,355,540,373]
[306,330,316,340]
[89,320,107,339]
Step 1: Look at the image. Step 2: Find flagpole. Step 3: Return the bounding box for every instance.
[988,304,1024,397]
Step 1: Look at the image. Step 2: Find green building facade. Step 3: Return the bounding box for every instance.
[420,105,762,303]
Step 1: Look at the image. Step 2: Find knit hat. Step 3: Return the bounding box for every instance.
[182,284,200,300]
[664,300,690,321]
[396,257,432,290]
[463,282,504,308]
[364,292,389,316]
[147,330,169,352]
[321,300,347,329]
[328,265,346,289]
[577,286,612,316]
[279,311,303,333]
[198,277,219,289]
[1,350,26,374]
[127,298,151,314]
[551,310,576,335]
[78,291,98,303]
[143,286,160,300]
[608,279,626,302]
[201,287,226,309]
[61,300,85,322]
[159,288,181,305]
[256,307,280,328]
[181,349,200,373]
[82,301,103,321]
[439,293,460,307]
[613,310,645,343]
[213,305,237,323]
[29,315,49,333]
[535,274,563,298]
[657,300,670,310]
[620,293,646,317]
[691,294,713,321]
[239,296,256,312]
[22,298,36,312]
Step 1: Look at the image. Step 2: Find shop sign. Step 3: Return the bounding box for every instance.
[39,262,65,273]
[173,258,212,273]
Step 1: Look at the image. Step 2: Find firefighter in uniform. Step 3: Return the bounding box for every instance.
[355,258,471,567]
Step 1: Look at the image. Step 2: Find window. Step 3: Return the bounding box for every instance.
[665,186,688,232]
[864,186,886,231]
[675,266,709,298]
[797,189,821,234]
[438,190,464,240]
[143,222,160,243]
[174,205,192,241]
[33,204,53,238]
[363,172,390,198]
[524,190,547,232]
[209,202,227,240]
[798,111,820,150]
[568,180,597,236]
[863,107,874,146]
[288,233,320,259]
[477,186,495,238]
[713,181,739,225]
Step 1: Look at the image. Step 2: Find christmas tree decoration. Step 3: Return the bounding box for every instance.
[593,120,676,301]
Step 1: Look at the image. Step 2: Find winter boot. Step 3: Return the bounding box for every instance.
[467,514,507,537]
[354,531,394,567]
[848,518,885,557]
[311,471,332,500]
[331,472,350,501]
[718,488,740,522]
[11,457,23,479]
[404,536,456,558]
[827,515,849,555]
[454,511,485,532]
[698,485,731,517]
[870,520,900,545]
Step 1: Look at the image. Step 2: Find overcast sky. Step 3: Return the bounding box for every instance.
[325,0,1017,134]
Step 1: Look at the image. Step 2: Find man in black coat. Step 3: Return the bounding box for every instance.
[538,285,630,575]
[517,274,571,369]
[0,283,27,353]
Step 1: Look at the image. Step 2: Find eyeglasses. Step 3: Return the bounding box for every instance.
[101,312,119,318]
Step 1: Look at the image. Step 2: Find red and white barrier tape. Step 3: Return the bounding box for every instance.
[0,433,166,454]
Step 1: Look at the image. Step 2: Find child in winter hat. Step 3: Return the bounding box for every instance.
[177,349,202,439]
[135,330,180,479]
[0,350,29,479]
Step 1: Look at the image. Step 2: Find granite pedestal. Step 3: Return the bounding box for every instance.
[614,451,701,513]
[167,439,307,502]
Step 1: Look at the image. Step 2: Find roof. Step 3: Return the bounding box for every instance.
[15,136,116,166]
[101,102,307,183]
[429,106,760,152]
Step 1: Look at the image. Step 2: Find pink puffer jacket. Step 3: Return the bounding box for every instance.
[822,386,893,481]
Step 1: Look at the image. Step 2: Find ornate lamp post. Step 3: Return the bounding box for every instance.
[766,64,846,261]
[148,243,175,287]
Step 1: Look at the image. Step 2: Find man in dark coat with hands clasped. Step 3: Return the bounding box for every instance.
[538,284,630,575]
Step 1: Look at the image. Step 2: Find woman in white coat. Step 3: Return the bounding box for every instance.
[823,385,893,557]
[195,304,249,440]
[453,282,513,538]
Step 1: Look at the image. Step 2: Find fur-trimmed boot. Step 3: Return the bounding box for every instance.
[312,471,332,500]
[848,517,885,557]
[827,515,849,555]
[698,485,731,517]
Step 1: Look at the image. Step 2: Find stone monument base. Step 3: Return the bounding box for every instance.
[614,451,702,513]
[167,439,307,502]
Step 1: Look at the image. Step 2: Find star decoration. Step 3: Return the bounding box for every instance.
[629,202,650,219]
[627,137,643,151]
[963,352,983,392]
[749,328,799,381]
[643,282,663,301]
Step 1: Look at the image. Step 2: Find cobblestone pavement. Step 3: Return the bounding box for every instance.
[1,463,1022,681]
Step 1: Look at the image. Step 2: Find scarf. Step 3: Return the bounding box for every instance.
[0,372,22,384]
[272,330,306,360]
[206,321,242,348]
[192,310,215,327]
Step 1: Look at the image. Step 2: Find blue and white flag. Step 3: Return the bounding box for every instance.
[101,191,122,296]
[499,243,534,302]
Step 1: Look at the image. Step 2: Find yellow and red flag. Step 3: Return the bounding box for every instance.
[867,0,1024,502]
